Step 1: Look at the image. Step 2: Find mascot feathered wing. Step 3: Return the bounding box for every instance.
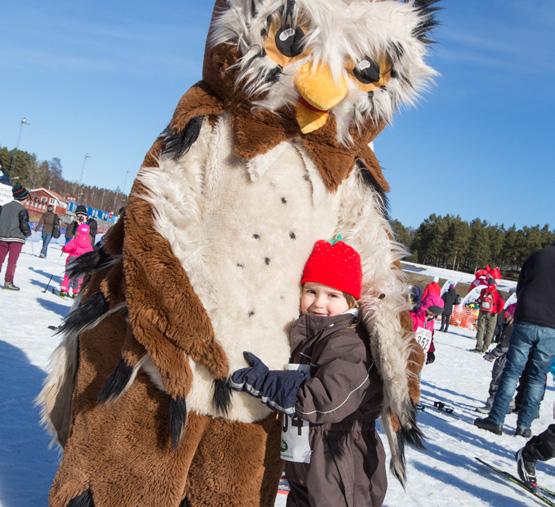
[39,1,439,505]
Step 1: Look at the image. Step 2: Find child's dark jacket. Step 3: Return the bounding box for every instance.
[286,312,387,507]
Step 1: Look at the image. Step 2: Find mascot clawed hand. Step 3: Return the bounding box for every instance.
[39,1,439,505]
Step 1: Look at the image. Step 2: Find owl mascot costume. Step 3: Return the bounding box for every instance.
[39,0,439,505]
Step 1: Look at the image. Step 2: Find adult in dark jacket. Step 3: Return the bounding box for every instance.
[440,285,458,332]
[67,205,97,245]
[475,244,555,437]
[35,205,60,258]
[0,184,32,290]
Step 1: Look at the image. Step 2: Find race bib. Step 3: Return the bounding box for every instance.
[280,364,311,463]
[415,327,433,353]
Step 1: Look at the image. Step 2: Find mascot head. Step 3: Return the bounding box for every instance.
[206,0,439,143]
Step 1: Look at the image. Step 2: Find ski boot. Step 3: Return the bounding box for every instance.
[4,282,21,291]
[474,417,502,435]
[514,427,532,438]
[516,448,537,491]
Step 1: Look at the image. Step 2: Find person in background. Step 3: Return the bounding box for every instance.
[422,276,441,301]
[0,184,32,290]
[408,284,422,311]
[410,293,444,365]
[476,303,517,413]
[473,282,505,353]
[475,244,555,437]
[440,284,458,333]
[67,205,98,245]
[60,223,94,297]
[35,204,60,258]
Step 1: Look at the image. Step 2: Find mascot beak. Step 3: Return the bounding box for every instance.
[294,62,348,134]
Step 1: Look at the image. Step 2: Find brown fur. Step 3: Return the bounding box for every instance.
[124,180,230,387]
[49,7,416,501]
[186,415,282,507]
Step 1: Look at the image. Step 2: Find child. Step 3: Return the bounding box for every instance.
[230,239,386,507]
[60,223,94,297]
[409,293,444,365]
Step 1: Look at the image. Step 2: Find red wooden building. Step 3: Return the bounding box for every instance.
[25,188,68,220]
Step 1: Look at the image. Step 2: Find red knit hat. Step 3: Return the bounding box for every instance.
[301,238,362,299]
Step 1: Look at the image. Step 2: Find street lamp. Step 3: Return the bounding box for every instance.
[79,153,91,185]
[78,153,91,201]
[9,116,30,173]
[113,169,130,212]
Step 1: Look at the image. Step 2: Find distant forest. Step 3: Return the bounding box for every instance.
[0,146,127,212]
[392,215,554,280]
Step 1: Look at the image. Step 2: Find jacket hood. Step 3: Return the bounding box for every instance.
[420,293,444,314]
[74,225,92,249]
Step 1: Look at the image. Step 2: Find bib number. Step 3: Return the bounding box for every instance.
[280,363,311,463]
[415,327,433,353]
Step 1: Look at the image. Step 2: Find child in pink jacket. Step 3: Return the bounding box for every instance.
[410,293,444,365]
[60,223,94,297]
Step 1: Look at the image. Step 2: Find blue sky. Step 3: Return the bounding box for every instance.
[1,0,554,228]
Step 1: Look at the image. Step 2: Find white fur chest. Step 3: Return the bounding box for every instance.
[139,115,345,422]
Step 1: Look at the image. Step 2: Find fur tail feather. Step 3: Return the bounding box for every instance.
[66,246,122,280]
[98,356,146,404]
[213,378,233,416]
[169,396,188,449]
[67,488,94,507]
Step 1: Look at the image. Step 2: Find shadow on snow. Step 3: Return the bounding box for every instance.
[0,340,58,507]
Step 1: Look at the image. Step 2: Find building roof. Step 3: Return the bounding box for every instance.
[30,188,66,203]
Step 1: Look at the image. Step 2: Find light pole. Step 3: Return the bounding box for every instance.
[9,117,30,173]
[79,153,91,185]
[78,153,91,202]
[113,169,130,212]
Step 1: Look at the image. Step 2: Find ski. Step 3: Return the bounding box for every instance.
[475,457,555,506]
[416,402,458,418]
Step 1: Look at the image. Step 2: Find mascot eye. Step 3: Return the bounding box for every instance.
[353,58,381,84]
[275,26,305,57]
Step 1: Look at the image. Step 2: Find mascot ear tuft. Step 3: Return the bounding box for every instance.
[411,0,441,44]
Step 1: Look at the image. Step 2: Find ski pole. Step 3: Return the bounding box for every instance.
[43,274,54,293]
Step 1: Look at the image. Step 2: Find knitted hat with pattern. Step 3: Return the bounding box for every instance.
[75,205,88,216]
[301,238,362,299]
[12,183,29,201]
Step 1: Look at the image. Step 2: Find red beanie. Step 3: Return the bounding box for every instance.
[301,239,362,300]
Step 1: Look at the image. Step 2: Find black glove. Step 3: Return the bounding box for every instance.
[426,351,436,365]
[230,352,308,414]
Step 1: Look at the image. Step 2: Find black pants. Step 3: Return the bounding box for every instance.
[523,424,555,461]
[440,313,451,332]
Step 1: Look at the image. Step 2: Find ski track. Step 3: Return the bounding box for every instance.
[0,236,553,507]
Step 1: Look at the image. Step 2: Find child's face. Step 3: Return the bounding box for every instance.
[300,282,350,317]
[426,310,438,321]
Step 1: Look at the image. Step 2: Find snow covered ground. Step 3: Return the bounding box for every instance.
[0,238,553,507]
